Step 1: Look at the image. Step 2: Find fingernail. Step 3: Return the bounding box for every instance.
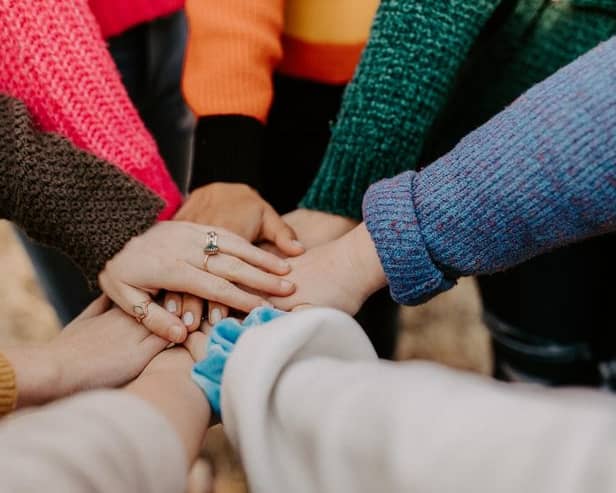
[170,325,185,342]
[210,308,222,324]
[280,280,294,292]
[292,240,304,250]
[183,312,195,327]
[166,299,177,314]
[261,301,274,308]
[279,260,291,270]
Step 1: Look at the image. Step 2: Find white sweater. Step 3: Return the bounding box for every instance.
[222,308,616,493]
[1,308,615,492]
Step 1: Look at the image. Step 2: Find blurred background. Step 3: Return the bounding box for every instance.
[0,219,492,492]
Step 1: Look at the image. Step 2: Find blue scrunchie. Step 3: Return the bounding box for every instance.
[192,307,285,416]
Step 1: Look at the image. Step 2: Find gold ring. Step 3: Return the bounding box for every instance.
[132,300,152,324]
[203,253,211,271]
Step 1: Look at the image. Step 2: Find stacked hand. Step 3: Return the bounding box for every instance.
[99,182,385,341]
[269,224,388,314]
[99,221,295,343]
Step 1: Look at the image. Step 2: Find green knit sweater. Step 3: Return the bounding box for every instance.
[300,0,616,219]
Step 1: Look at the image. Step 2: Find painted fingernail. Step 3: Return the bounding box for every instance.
[166,299,177,313]
[210,308,222,324]
[280,280,294,292]
[292,240,304,250]
[170,325,185,342]
[183,312,195,327]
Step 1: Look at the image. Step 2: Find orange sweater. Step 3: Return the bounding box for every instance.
[183,0,379,122]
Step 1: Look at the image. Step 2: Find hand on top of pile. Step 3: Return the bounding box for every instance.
[98,221,295,343]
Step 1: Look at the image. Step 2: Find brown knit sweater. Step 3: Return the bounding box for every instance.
[0,94,163,288]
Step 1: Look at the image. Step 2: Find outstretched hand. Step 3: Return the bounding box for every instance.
[176,183,305,256]
[269,224,388,315]
[99,221,295,343]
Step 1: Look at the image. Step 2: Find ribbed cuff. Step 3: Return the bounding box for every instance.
[362,171,455,305]
[0,353,17,417]
[190,116,265,192]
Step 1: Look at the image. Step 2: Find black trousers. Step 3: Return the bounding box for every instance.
[480,232,616,389]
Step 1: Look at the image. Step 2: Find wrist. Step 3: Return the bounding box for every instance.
[3,344,63,408]
[127,371,210,463]
[344,223,388,301]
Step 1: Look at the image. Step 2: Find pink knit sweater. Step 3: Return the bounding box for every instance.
[0,0,182,219]
[89,0,184,39]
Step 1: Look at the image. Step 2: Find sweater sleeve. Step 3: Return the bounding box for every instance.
[0,391,187,493]
[0,94,162,289]
[363,37,616,305]
[300,0,501,219]
[0,353,17,417]
[0,0,181,219]
[222,308,616,493]
[183,0,284,191]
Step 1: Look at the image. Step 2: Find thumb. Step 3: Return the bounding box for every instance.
[261,206,304,257]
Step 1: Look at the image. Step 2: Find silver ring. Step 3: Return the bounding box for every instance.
[204,231,219,255]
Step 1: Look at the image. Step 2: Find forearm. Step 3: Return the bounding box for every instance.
[0,391,187,493]
[127,371,211,464]
[0,95,162,288]
[301,0,501,219]
[363,37,616,305]
[1,346,62,409]
[223,309,616,493]
[183,0,284,190]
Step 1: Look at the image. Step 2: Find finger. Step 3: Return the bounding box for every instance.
[184,331,208,362]
[164,263,272,314]
[217,231,291,275]
[102,276,187,343]
[291,304,314,312]
[141,333,171,359]
[181,294,203,332]
[74,295,111,321]
[200,319,213,335]
[258,241,285,257]
[163,292,183,317]
[206,253,295,296]
[261,206,304,257]
[208,301,228,326]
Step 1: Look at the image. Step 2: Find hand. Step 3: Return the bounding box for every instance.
[176,183,305,255]
[174,184,305,327]
[99,221,295,342]
[282,209,359,249]
[5,296,169,408]
[269,224,388,315]
[127,346,211,464]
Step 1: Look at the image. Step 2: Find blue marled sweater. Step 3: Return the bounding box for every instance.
[363,37,616,306]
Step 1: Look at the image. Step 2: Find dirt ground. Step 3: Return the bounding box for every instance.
[0,219,492,492]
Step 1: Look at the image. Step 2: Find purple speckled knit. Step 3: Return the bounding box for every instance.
[363,37,616,306]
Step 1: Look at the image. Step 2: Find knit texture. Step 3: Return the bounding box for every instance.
[363,38,616,305]
[301,0,501,218]
[0,95,163,288]
[0,353,17,417]
[88,0,184,39]
[0,0,181,219]
[302,0,616,219]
